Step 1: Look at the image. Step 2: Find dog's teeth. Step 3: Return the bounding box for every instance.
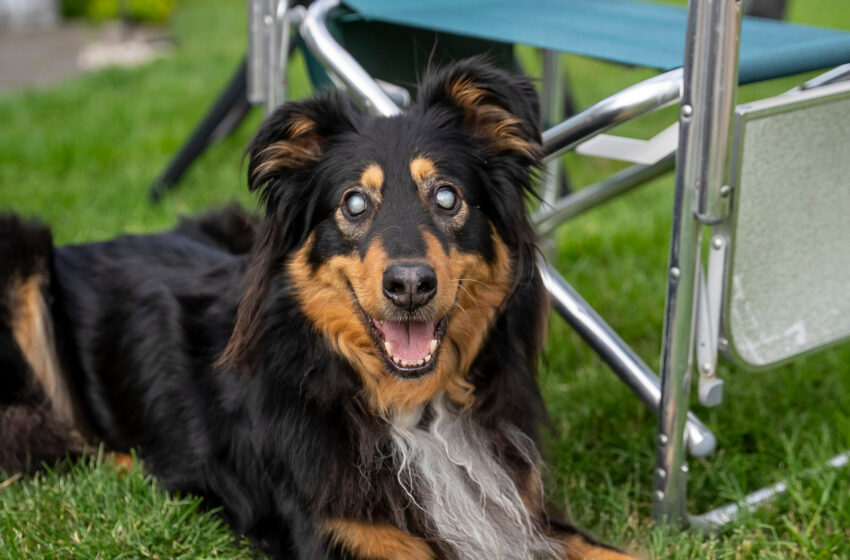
[390,355,432,368]
[429,339,438,353]
[384,341,392,355]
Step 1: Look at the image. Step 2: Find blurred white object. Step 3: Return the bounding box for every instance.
[0,0,58,29]
[78,23,173,71]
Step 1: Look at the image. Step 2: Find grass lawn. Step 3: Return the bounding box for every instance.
[1,0,849,558]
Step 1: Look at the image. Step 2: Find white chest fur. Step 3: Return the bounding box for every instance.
[388,395,560,560]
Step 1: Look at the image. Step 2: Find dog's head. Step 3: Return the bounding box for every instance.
[224,58,543,412]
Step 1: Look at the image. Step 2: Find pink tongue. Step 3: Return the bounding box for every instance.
[377,320,435,361]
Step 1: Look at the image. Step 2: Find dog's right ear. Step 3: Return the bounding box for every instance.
[246,92,361,213]
[222,94,361,373]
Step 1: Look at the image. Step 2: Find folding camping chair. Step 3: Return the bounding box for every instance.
[247,0,850,528]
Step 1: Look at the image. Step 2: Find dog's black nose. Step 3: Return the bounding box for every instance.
[382,263,437,310]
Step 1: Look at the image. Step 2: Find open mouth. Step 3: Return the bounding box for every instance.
[369,316,448,379]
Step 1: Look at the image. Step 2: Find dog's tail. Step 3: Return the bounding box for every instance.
[173,203,258,256]
[0,214,85,472]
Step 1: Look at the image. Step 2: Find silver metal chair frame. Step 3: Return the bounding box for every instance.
[248,0,304,114]
[250,0,850,529]
[652,0,850,527]
[652,0,742,525]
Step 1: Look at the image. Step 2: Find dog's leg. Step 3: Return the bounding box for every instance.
[559,536,637,560]
[551,520,637,560]
[111,452,135,472]
[8,273,77,427]
[323,519,435,560]
[0,404,85,472]
[0,214,85,472]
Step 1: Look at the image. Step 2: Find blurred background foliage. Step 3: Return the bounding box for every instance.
[61,0,176,23]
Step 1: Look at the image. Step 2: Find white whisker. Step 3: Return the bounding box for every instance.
[456,277,490,288]
[456,282,476,304]
[451,300,472,335]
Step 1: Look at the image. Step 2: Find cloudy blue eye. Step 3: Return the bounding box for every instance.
[343,192,368,217]
[435,186,458,211]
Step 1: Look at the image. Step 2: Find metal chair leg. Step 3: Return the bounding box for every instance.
[654,0,742,526]
[539,259,716,458]
[150,58,252,202]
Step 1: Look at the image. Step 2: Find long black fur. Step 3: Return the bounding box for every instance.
[0,59,628,559]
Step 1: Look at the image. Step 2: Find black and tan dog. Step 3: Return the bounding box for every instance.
[0,58,633,559]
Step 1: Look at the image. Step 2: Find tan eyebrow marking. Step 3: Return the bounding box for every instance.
[410,156,437,182]
[360,163,385,192]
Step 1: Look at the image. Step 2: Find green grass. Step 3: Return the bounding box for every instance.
[0,451,261,559]
[1,0,849,558]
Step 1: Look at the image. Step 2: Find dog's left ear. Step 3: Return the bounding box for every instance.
[417,57,542,165]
